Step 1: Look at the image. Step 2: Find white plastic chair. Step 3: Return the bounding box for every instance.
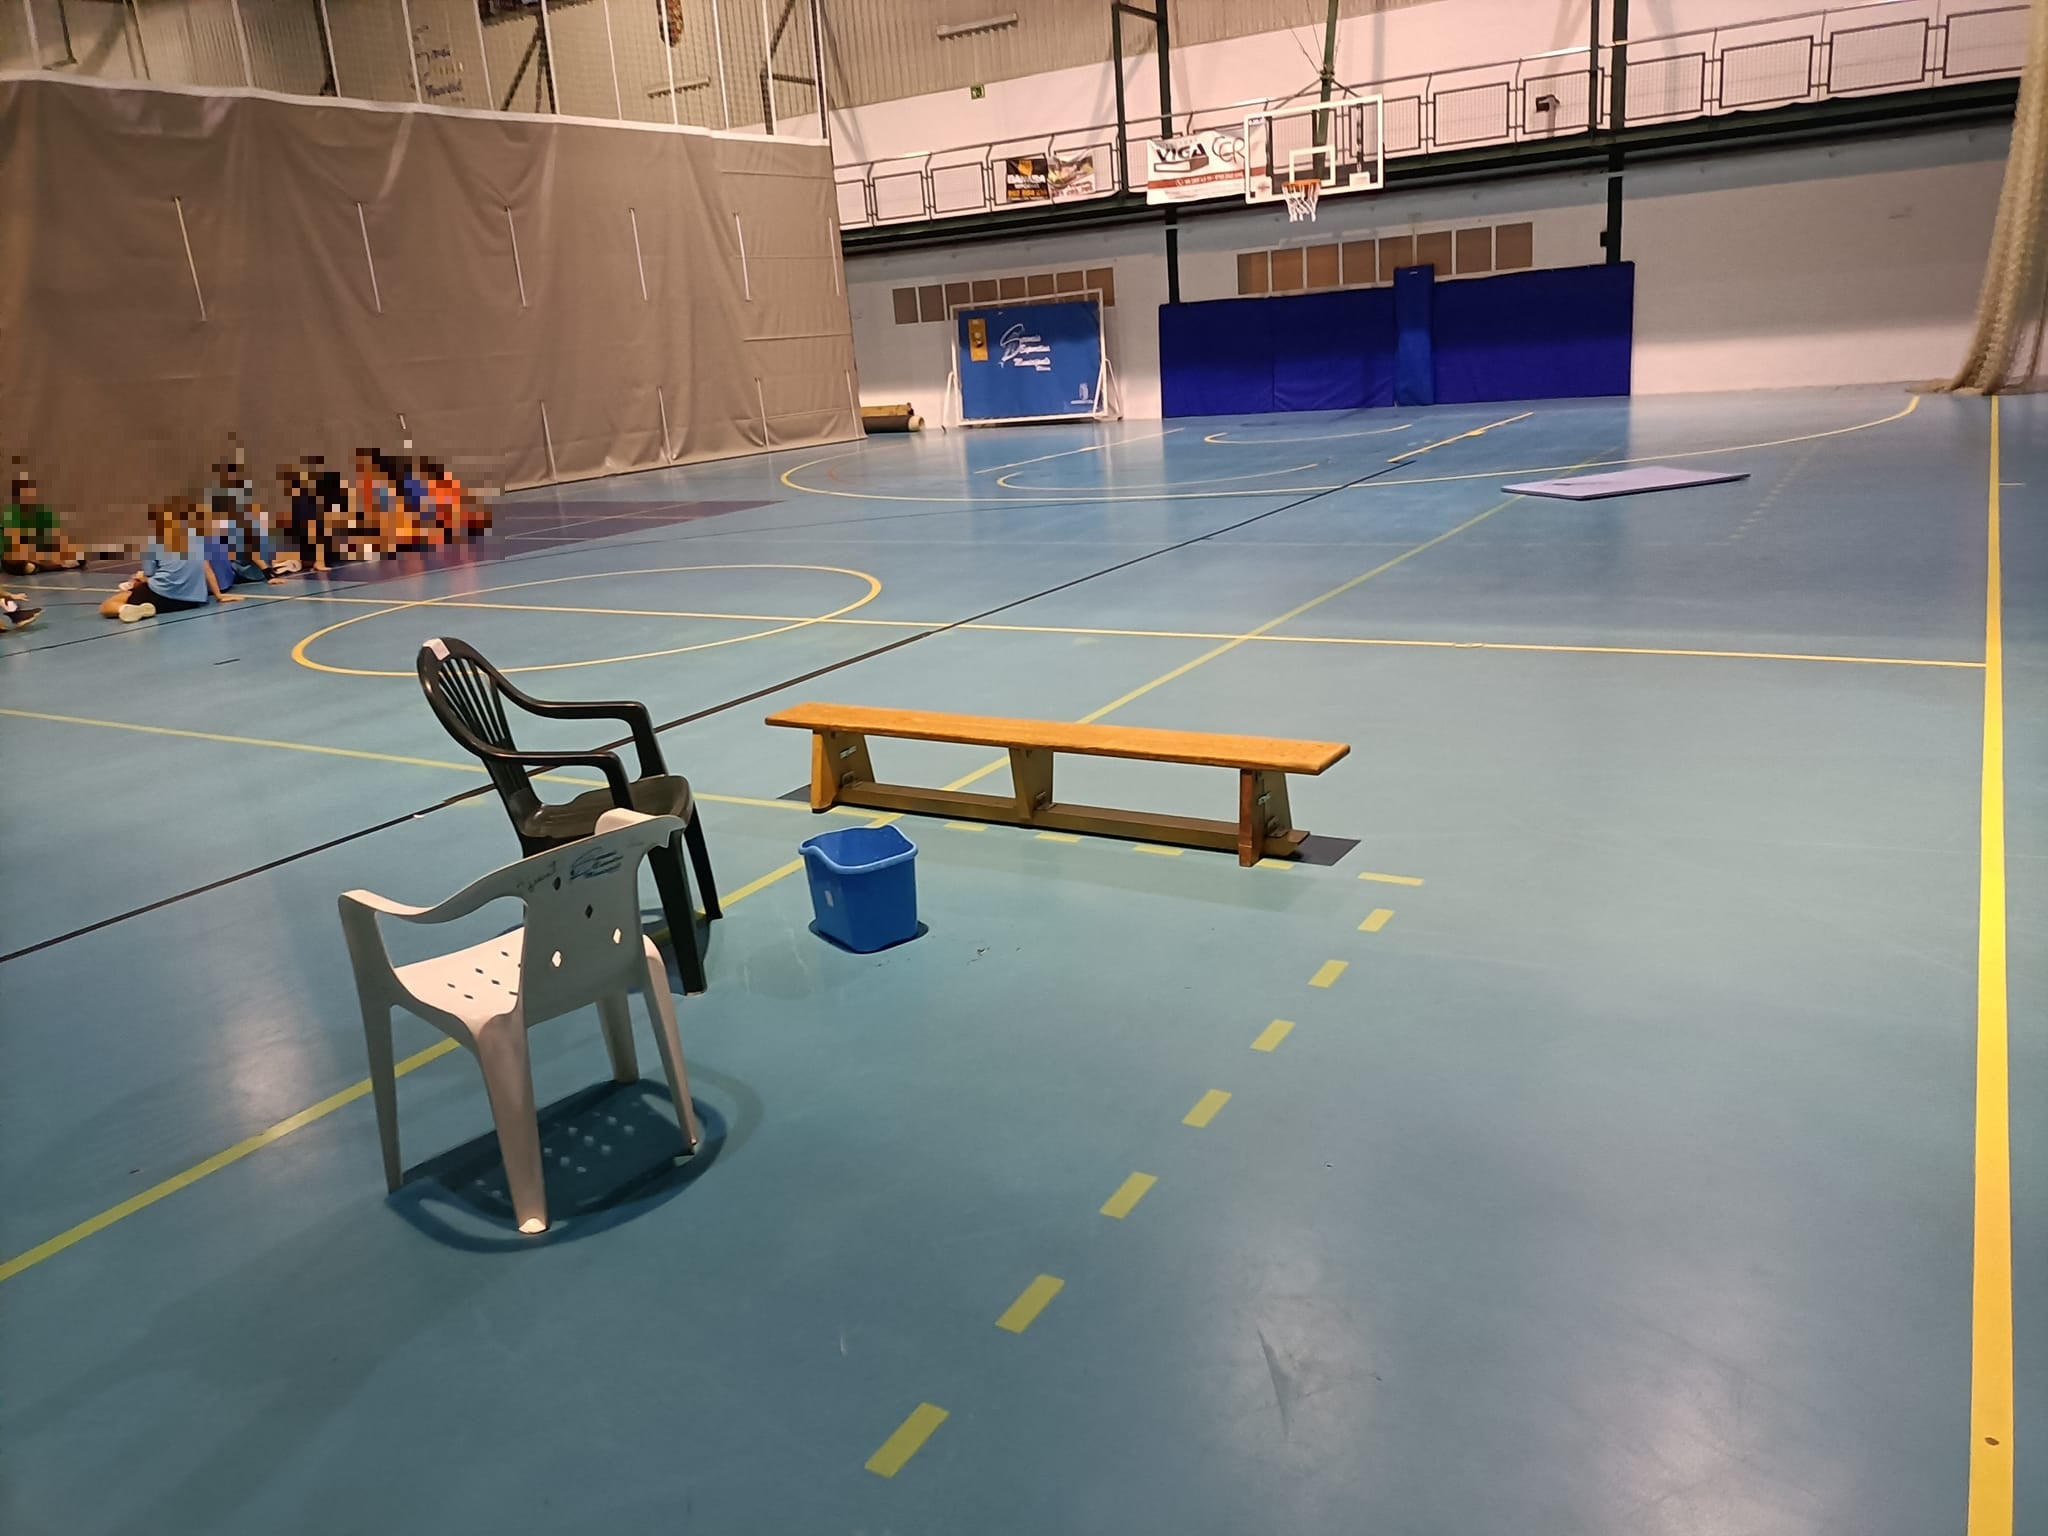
[338,808,702,1235]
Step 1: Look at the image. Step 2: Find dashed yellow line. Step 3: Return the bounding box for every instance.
[1309,960,1348,989]
[1182,1090,1232,1128]
[995,1275,1066,1334]
[1360,908,1395,933]
[866,1403,949,1478]
[1100,1172,1157,1218]
[1358,871,1424,886]
[1251,1019,1295,1053]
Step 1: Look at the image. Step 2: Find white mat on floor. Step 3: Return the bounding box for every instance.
[1502,466,1750,500]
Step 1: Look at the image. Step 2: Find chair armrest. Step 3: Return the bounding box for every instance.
[500,687,669,778]
[466,740,636,807]
[337,841,558,933]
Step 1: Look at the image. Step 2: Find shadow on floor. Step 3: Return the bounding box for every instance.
[390,1080,725,1252]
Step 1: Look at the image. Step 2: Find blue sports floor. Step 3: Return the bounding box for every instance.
[0,387,2038,1535]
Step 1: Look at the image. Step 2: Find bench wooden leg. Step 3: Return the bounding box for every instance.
[1238,769,1295,866]
[1009,747,1054,822]
[811,730,874,811]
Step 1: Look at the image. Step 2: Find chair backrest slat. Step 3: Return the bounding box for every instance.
[417,637,541,830]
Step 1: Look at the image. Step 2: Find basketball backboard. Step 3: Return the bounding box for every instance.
[1244,97,1386,209]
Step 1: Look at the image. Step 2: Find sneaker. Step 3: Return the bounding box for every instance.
[118,601,157,622]
[3,604,39,629]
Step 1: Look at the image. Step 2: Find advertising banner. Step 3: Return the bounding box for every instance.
[956,301,1103,423]
[1145,129,1246,204]
[1004,151,1098,202]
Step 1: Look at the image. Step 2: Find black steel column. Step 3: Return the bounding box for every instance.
[1603,0,1629,262]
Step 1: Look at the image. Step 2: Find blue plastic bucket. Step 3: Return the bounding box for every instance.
[799,824,920,953]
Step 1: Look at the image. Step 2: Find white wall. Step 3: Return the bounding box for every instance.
[828,0,1875,169]
[846,123,2010,412]
[1628,128,2008,392]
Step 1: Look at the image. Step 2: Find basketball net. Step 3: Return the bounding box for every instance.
[1283,178,1321,223]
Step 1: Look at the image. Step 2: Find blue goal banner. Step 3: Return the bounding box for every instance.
[957,301,1103,422]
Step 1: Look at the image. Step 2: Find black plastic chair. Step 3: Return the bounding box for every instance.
[415,636,720,994]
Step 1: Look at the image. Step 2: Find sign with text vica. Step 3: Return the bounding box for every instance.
[956,301,1102,423]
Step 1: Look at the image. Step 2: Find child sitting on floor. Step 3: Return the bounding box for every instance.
[99,497,242,621]
[2,469,85,575]
[0,587,40,630]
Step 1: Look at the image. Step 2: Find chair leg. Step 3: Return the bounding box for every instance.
[650,837,709,996]
[685,807,721,920]
[641,952,702,1152]
[596,992,639,1084]
[359,1001,402,1193]
[475,1019,548,1235]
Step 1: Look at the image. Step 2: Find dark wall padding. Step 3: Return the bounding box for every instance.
[1431,263,1634,404]
[1393,265,1435,408]
[1159,288,1394,417]
[1161,261,1634,418]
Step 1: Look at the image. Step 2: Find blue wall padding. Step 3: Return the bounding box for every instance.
[1159,288,1395,417]
[1158,299,1276,416]
[1272,289,1397,413]
[1159,260,1636,417]
[1432,263,1634,404]
[1393,265,1435,408]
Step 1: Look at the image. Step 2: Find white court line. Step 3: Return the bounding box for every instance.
[971,426,1182,475]
[1203,422,1411,444]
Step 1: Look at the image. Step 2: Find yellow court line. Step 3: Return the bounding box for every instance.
[288,562,883,678]
[1100,1172,1157,1218]
[196,592,1979,671]
[995,1274,1066,1334]
[1251,1019,1295,1053]
[1182,1090,1232,1128]
[1133,844,1183,857]
[0,813,893,1286]
[866,1403,949,1478]
[1386,411,1534,464]
[1378,395,1924,490]
[777,397,1920,507]
[1034,831,1081,843]
[1360,908,1394,933]
[0,1037,458,1285]
[1358,871,1424,886]
[0,707,873,819]
[1309,960,1348,989]
[937,485,1547,801]
[944,820,987,831]
[1967,397,2012,1536]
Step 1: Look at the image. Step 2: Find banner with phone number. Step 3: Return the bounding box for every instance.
[1146,129,1246,204]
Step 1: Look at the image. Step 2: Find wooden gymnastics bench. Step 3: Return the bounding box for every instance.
[764,703,1350,866]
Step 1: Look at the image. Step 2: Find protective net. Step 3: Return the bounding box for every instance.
[1943,0,2048,393]
[1283,178,1321,223]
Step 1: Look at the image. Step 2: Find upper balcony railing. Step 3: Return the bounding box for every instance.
[835,0,2029,231]
[0,0,827,135]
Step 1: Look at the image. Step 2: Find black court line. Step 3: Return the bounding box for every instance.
[0,445,1458,968]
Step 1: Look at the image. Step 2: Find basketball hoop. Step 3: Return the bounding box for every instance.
[1283,178,1321,223]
